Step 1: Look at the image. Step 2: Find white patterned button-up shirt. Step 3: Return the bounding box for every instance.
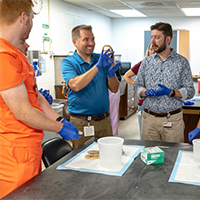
[134,49,195,113]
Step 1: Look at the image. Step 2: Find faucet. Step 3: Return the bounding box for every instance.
[41,36,53,57]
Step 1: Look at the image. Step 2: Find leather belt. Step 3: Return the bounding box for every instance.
[70,111,109,121]
[144,108,182,118]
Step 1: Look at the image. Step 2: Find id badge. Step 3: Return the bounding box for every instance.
[84,126,95,137]
[163,122,172,129]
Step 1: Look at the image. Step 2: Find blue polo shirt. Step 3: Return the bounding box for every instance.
[61,50,109,115]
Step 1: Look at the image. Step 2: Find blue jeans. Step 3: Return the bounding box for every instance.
[137,105,144,140]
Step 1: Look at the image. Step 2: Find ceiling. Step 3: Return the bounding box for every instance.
[62,0,200,18]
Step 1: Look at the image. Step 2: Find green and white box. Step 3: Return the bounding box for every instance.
[140,147,164,165]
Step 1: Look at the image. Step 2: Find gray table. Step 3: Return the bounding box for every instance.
[3,138,199,200]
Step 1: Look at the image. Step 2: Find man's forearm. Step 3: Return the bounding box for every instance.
[68,66,98,92]
[38,93,60,120]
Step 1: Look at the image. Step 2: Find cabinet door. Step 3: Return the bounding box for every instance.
[144,30,177,54]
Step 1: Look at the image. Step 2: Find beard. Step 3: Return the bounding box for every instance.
[154,41,166,54]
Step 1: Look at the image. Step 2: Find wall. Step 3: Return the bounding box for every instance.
[112,17,200,75]
[27,0,112,98]
[27,0,200,98]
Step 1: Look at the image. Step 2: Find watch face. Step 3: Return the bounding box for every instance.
[32,0,43,14]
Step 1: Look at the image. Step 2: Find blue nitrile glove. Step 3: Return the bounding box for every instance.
[96,49,114,70]
[145,89,158,97]
[107,61,121,78]
[57,124,82,140]
[183,101,194,105]
[188,127,200,142]
[156,84,172,96]
[33,61,40,77]
[39,88,53,105]
[61,118,78,129]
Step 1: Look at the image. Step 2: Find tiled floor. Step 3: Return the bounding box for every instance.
[118,113,140,140]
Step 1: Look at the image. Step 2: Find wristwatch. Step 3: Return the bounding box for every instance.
[170,90,176,97]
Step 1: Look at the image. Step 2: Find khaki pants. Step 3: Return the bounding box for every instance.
[70,116,113,149]
[141,111,185,143]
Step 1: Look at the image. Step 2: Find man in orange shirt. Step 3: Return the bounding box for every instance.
[0,0,81,198]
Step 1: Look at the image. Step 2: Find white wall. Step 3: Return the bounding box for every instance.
[112,17,200,75]
[27,0,112,98]
[27,0,200,98]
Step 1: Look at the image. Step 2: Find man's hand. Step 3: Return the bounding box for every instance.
[107,62,121,78]
[156,84,172,96]
[183,101,194,105]
[61,118,78,129]
[39,88,53,105]
[57,123,82,140]
[96,49,114,70]
[145,89,158,96]
[188,127,200,142]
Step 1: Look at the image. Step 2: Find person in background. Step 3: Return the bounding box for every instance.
[17,41,53,105]
[188,118,200,142]
[61,25,121,148]
[123,43,155,139]
[0,1,81,198]
[134,22,195,143]
[102,45,121,136]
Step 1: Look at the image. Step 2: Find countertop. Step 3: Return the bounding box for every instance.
[3,138,200,200]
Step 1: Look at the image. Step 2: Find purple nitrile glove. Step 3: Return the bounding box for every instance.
[107,61,121,78]
[156,84,172,96]
[183,101,194,105]
[57,124,82,140]
[96,49,114,70]
[188,127,200,142]
[39,88,53,105]
[145,89,158,97]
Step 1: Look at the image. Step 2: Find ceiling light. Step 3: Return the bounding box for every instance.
[182,8,200,16]
[110,9,146,17]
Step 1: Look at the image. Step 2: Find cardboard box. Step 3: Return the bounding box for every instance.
[140,146,164,165]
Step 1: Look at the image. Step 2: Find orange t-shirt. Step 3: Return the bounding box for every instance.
[0,38,44,146]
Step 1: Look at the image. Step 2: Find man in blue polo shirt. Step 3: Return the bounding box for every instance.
[61,25,120,148]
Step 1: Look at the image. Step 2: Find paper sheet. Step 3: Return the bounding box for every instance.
[57,142,144,176]
[169,150,200,186]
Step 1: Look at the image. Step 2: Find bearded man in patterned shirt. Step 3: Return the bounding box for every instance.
[134,22,195,143]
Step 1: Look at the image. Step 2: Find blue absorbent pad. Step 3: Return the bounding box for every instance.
[57,142,144,176]
[169,150,200,186]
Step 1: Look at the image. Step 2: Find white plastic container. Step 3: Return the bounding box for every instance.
[98,137,124,169]
[193,139,200,163]
[51,103,64,116]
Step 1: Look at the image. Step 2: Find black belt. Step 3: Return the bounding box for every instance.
[144,108,182,118]
[70,111,109,121]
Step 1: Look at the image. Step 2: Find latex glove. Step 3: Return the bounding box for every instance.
[183,101,194,105]
[107,61,121,78]
[188,127,200,142]
[156,84,172,96]
[39,88,53,105]
[57,124,82,140]
[96,49,114,70]
[145,89,158,97]
[61,118,78,129]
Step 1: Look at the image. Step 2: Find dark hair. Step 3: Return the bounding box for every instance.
[150,22,173,39]
[72,25,92,40]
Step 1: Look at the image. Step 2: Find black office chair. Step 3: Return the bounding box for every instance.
[42,137,73,168]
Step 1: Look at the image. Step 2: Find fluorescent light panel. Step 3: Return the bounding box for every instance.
[182,8,200,16]
[110,9,146,17]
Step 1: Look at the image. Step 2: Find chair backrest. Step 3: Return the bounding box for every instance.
[42,137,73,168]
